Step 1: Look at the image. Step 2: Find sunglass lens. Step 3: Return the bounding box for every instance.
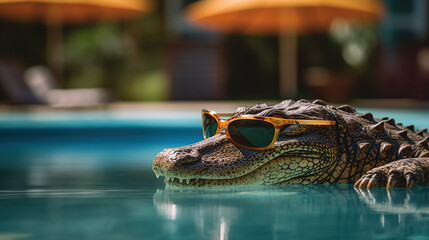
[228,119,275,148]
[203,113,218,138]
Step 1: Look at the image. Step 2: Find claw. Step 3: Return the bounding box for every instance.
[387,175,397,189]
[367,175,378,189]
[359,177,370,188]
[406,175,414,188]
[354,178,363,188]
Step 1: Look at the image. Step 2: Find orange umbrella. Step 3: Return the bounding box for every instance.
[187,0,384,35]
[186,0,385,97]
[0,0,152,83]
[0,0,150,24]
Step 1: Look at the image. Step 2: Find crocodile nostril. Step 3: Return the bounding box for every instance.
[169,149,201,166]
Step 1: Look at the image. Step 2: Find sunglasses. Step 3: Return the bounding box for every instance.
[202,109,336,151]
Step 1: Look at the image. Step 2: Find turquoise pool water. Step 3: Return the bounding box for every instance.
[0,108,428,240]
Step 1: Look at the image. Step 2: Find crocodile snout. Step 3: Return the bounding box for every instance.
[152,148,202,177]
[169,149,202,166]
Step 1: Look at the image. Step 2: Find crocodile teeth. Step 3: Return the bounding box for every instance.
[163,176,196,185]
[155,173,160,179]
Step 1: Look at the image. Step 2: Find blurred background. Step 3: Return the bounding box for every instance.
[1,1,429,238]
[0,0,427,107]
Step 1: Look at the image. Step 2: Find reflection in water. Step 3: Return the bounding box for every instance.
[153,185,429,240]
[355,187,429,236]
[0,185,428,240]
[356,187,429,215]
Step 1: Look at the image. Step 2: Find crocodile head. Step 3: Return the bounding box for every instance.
[152,99,344,187]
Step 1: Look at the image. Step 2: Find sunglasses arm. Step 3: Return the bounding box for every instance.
[274,118,336,126]
[218,113,235,118]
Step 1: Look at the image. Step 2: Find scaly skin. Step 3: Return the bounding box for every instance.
[152,99,429,188]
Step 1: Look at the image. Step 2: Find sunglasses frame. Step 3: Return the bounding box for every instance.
[202,109,336,151]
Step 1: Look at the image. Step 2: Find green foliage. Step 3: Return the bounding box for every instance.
[125,70,168,101]
[64,11,166,100]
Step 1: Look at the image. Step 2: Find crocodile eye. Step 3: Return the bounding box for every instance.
[281,124,309,136]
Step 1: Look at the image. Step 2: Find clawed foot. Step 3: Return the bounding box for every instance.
[354,159,426,189]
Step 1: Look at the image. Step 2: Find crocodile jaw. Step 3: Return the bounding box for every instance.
[152,134,337,187]
[154,154,330,187]
[152,134,280,187]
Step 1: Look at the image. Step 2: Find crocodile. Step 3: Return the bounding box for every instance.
[152,99,429,188]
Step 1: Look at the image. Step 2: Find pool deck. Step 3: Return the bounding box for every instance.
[0,99,428,113]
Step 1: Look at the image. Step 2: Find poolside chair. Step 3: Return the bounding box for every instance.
[0,61,41,104]
[23,66,113,107]
[0,62,113,107]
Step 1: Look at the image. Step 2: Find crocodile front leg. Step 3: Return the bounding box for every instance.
[355,158,429,189]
